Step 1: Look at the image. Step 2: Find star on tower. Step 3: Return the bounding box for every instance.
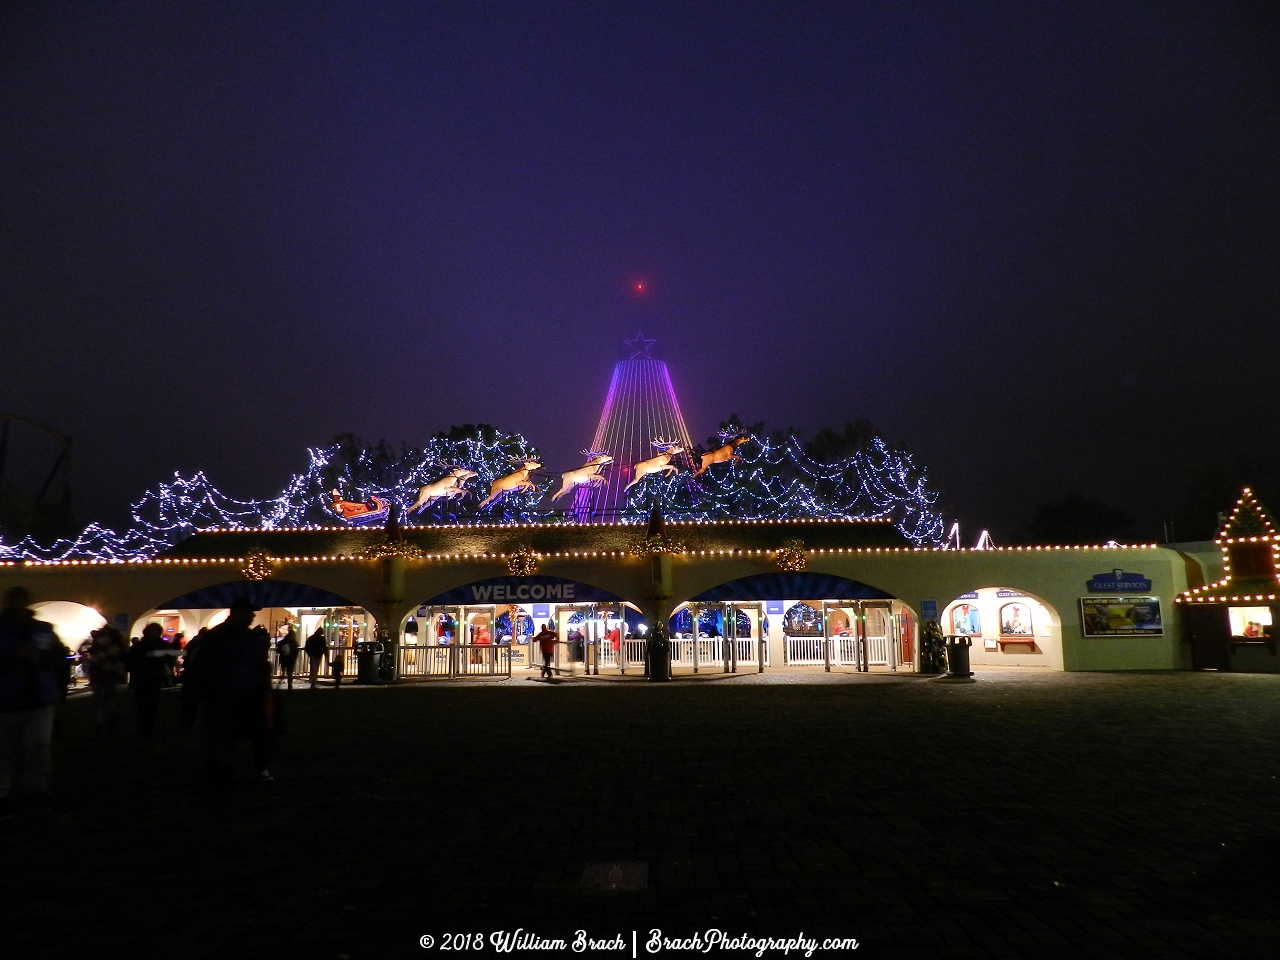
[624,331,656,358]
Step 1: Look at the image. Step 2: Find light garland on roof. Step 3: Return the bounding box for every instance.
[11,538,1159,569]
[620,434,947,544]
[0,427,550,561]
[1175,488,1280,605]
[2,417,1162,564]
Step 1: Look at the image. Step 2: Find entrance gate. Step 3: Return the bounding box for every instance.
[726,602,767,672]
[669,603,770,673]
[860,603,897,670]
[555,604,596,676]
[398,605,513,678]
[781,601,902,672]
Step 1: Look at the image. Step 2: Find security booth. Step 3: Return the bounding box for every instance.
[1177,488,1280,674]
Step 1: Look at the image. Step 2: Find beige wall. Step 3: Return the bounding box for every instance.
[0,543,1202,671]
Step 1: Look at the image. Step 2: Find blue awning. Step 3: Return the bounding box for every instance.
[157,580,357,610]
[425,575,624,606]
[689,572,894,602]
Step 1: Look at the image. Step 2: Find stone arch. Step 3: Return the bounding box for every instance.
[941,586,1064,670]
[672,571,917,672]
[135,580,368,653]
[403,575,637,675]
[684,571,896,604]
[30,600,106,650]
[154,580,357,611]
[418,574,625,607]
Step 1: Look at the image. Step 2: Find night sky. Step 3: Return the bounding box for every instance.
[3,2,1277,542]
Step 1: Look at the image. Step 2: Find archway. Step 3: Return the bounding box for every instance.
[677,572,917,674]
[140,580,371,686]
[404,575,642,677]
[31,601,106,684]
[941,587,1063,670]
[31,601,107,648]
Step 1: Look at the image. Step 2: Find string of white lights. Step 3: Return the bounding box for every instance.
[0,425,948,560]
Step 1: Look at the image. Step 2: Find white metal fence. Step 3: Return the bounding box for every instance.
[784,634,892,668]
[785,636,826,665]
[595,638,647,672]
[397,644,453,678]
[272,646,357,681]
[666,635,768,671]
[397,644,511,679]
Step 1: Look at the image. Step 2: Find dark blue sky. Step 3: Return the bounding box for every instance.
[3,1,1277,540]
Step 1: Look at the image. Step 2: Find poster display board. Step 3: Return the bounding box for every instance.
[1079,597,1163,637]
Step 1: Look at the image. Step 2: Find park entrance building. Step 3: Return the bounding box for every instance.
[2,509,1217,677]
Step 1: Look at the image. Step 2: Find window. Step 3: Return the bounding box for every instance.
[1000,602,1033,637]
[1228,606,1272,639]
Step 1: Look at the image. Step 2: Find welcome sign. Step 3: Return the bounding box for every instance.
[427,576,623,606]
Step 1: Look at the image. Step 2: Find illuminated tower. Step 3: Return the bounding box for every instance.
[573,333,695,523]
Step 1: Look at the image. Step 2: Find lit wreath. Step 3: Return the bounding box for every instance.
[506,545,539,576]
[775,539,807,572]
[241,549,275,581]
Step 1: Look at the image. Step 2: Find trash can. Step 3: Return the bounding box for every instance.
[944,635,972,678]
[355,640,382,684]
[647,629,670,683]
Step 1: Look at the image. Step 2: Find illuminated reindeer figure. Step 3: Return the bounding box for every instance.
[625,438,685,490]
[551,450,613,501]
[407,467,478,514]
[478,459,543,509]
[693,432,750,477]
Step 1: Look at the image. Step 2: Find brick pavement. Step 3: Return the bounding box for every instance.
[2,670,1278,959]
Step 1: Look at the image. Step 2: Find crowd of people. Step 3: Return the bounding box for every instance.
[0,590,350,818]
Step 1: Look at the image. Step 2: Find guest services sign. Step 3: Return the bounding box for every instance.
[1087,570,1152,593]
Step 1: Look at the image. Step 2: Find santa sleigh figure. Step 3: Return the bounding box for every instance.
[328,489,391,526]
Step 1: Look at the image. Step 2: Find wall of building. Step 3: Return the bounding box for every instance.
[0,543,1203,671]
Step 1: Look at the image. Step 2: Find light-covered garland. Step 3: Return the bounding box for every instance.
[1,427,946,561]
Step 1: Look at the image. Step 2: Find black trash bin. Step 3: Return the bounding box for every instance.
[944,635,972,678]
[647,629,671,683]
[355,640,382,684]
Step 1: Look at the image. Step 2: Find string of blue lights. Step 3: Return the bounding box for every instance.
[0,427,945,560]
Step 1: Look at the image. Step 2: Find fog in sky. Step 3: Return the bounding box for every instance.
[3,1,1277,541]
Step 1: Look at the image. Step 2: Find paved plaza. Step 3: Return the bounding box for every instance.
[4,670,1279,959]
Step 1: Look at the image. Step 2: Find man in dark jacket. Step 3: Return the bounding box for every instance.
[180,627,209,730]
[304,626,326,688]
[275,626,299,691]
[126,622,173,737]
[0,586,71,817]
[185,597,272,794]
